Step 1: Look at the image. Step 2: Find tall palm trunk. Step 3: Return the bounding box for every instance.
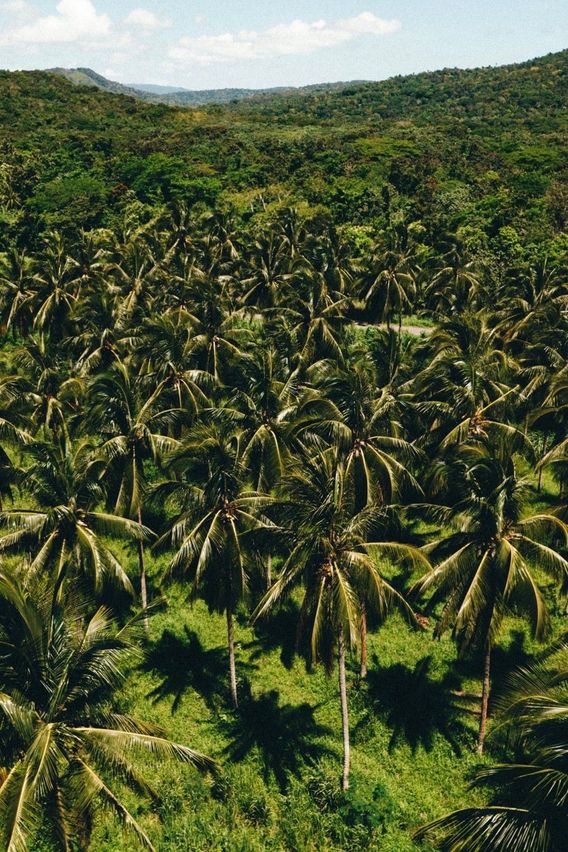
[137,505,149,632]
[359,603,368,678]
[537,433,549,493]
[227,604,238,709]
[477,641,491,754]
[266,553,272,589]
[338,629,350,790]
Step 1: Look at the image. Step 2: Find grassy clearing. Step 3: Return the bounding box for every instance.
[86,551,504,851]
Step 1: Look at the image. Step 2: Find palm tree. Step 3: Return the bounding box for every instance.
[30,232,79,343]
[125,309,214,416]
[225,347,325,493]
[241,232,296,312]
[0,438,149,598]
[415,644,568,851]
[253,451,425,789]
[360,235,417,332]
[285,282,349,370]
[0,569,214,851]
[0,247,35,339]
[158,422,275,708]
[315,358,421,509]
[425,237,483,315]
[313,358,422,675]
[18,337,84,440]
[410,313,524,450]
[0,376,30,511]
[180,276,251,382]
[219,347,331,587]
[496,257,567,345]
[66,285,121,376]
[86,361,181,614]
[412,443,568,753]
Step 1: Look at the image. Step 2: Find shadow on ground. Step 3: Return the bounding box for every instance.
[220,686,335,790]
[355,654,468,755]
[245,600,301,670]
[143,627,256,713]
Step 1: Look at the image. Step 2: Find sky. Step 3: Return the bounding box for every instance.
[0,1,566,90]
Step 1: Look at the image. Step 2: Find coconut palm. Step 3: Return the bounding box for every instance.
[181,276,251,382]
[30,232,79,343]
[425,237,483,315]
[86,360,182,614]
[0,569,214,851]
[66,285,121,376]
[496,257,567,345]
[241,232,296,311]
[0,247,35,339]
[0,438,150,597]
[17,337,84,440]
[314,358,421,508]
[125,309,214,415]
[253,451,425,789]
[415,644,568,851]
[157,422,275,708]
[411,313,525,450]
[313,357,422,675]
[360,238,417,332]
[412,443,568,753]
[284,283,349,369]
[107,235,162,330]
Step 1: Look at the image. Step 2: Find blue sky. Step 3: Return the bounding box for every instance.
[0,1,566,89]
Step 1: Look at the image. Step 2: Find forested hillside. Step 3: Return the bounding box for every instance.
[0,50,566,851]
[48,66,351,107]
[1,49,566,249]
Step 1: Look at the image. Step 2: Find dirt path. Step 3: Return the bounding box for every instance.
[357,323,433,337]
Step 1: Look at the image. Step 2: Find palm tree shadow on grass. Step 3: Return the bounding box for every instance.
[220,686,336,791]
[244,600,301,670]
[355,655,468,756]
[143,627,257,712]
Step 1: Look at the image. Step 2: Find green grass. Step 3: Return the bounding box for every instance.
[86,549,498,851]
[22,469,565,850]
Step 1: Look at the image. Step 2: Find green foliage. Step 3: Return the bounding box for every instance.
[0,45,566,852]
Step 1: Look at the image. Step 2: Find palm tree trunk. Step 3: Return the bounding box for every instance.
[137,506,149,632]
[359,604,368,679]
[538,433,548,493]
[266,552,272,589]
[227,604,238,709]
[477,641,491,755]
[338,629,350,791]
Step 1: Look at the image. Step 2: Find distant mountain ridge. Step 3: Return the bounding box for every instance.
[127,83,191,95]
[47,67,368,107]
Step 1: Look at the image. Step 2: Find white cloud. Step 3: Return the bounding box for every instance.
[0,0,28,11]
[169,12,401,66]
[125,8,171,31]
[4,0,111,44]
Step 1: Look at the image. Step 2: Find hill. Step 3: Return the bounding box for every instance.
[232,49,568,127]
[49,66,365,107]
[0,50,566,251]
[47,66,155,100]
